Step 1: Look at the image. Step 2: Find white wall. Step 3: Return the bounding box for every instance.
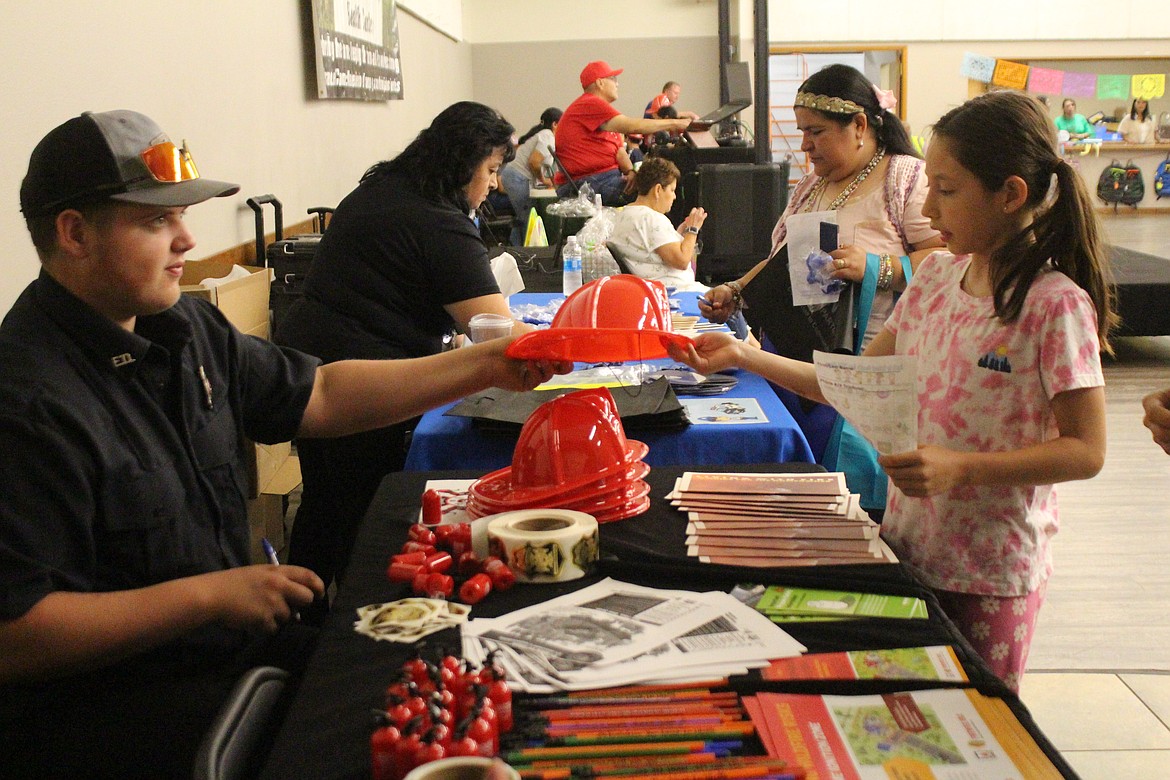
[766,0,1170,40]
[0,2,472,314]
[463,0,718,41]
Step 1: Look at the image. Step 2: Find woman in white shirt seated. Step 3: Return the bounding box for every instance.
[608,156,707,291]
[501,107,562,244]
[1117,98,1155,144]
[609,158,755,343]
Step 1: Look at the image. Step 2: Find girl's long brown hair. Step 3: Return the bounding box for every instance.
[932,91,1117,353]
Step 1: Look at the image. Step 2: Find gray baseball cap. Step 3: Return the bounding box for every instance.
[20,110,239,216]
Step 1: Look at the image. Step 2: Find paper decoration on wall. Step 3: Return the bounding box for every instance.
[959,54,1168,104]
[1133,74,1166,100]
[1027,67,1064,95]
[992,60,1030,90]
[1097,74,1130,100]
[960,53,996,84]
[1061,72,1097,98]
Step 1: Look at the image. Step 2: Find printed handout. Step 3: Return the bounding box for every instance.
[461,577,805,692]
[813,351,917,455]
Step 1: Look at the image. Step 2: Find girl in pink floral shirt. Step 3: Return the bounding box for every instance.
[669,91,1116,692]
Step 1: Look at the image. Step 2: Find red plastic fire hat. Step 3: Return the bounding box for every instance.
[505,275,692,363]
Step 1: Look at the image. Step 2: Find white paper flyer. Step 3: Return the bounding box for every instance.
[813,351,917,455]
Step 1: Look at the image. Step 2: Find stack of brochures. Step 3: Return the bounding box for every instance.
[744,687,1065,779]
[460,577,806,693]
[667,471,898,566]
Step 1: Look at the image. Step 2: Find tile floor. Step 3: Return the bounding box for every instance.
[1022,673,1170,777]
[1019,211,1170,779]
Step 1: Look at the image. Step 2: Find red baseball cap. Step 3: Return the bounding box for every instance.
[580,60,623,89]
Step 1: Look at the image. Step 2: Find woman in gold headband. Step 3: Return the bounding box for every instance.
[700,64,943,518]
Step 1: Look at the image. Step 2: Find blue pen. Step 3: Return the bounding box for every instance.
[262,537,279,566]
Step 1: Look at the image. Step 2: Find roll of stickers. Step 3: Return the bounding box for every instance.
[486,509,600,583]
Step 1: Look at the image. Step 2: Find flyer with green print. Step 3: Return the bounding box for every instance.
[754,585,928,621]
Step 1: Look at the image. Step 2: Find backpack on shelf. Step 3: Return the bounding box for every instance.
[1097,159,1144,209]
[1155,154,1170,200]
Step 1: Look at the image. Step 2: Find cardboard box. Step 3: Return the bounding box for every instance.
[250,440,292,500]
[180,259,292,498]
[180,259,271,339]
[247,454,302,564]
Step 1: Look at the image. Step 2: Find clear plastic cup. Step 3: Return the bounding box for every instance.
[468,313,514,342]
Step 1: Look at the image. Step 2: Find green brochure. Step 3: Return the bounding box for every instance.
[754,585,928,621]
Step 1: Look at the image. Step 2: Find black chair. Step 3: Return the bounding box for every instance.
[476,195,514,247]
[193,666,290,780]
[550,151,580,197]
[605,242,637,275]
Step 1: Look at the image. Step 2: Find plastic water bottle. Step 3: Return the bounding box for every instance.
[578,239,597,284]
[562,235,583,295]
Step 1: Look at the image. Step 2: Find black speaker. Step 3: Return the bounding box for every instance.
[695,162,790,283]
[657,144,756,226]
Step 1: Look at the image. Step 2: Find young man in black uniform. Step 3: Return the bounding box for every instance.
[0,110,565,778]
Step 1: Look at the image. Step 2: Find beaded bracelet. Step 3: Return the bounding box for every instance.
[876,254,895,291]
[725,280,745,313]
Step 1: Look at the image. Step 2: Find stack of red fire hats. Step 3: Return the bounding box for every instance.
[466,387,651,524]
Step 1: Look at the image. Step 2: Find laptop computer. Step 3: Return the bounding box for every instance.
[688,62,752,131]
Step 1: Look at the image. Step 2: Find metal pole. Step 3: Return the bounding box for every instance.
[754,0,770,164]
[718,0,730,104]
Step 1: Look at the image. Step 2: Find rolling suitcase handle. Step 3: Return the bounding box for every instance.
[245,195,284,268]
[307,206,334,233]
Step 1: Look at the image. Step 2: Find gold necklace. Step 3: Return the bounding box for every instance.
[803,147,885,212]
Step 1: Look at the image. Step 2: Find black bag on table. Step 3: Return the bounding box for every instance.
[446,377,689,434]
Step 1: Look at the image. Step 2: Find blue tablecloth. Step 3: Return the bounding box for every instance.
[403,292,813,471]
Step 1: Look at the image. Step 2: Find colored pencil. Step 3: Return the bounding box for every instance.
[619,763,800,780]
[538,703,741,720]
[529,724,754,747]
[536,713,739,729]
[561,680,730,696]
[518,757,801,780]
[505,740,737,763]
[516,751,719,772]
[526,692,739,709]
[538,714,739,730]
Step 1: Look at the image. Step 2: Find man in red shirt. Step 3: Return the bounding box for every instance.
[555,61,691,205]
[643,81,700,121]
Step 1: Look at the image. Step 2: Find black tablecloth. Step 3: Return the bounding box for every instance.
[259,464,1080,779]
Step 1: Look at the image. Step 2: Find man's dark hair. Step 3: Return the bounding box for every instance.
[362,101,516,211]
[25,200,117,261]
